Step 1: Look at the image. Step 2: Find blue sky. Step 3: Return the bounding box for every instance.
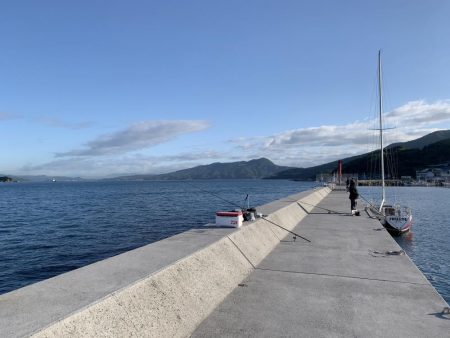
[1,0,450,177]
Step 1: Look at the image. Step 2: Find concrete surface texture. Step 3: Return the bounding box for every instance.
[191,190,450,338]
[0,187,330,337]
[32,236,254,338]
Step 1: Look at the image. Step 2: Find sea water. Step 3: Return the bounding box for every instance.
[359,186,450,304]
[0,180,314,294]
[0,181,448,305]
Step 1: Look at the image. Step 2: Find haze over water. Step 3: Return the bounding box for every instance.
[0,181,448,305]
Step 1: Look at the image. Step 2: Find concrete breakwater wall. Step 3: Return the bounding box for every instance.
[0,186,331,338]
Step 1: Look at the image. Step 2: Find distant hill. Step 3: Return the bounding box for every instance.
[269,133,450,180]
[342,138,450,178]
[265,161,345,181]
[6,130,449,182]
[115,130,450,181]
[11,175,85,182]
[115,158,291,180]
[387,130,450,150]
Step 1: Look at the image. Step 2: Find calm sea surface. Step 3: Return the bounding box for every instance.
[0,180,314,294]
[0,181,448,305]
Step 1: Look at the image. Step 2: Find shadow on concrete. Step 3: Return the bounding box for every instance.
[427,311,450,320]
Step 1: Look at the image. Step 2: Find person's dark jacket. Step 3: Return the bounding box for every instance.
[349,182,359,200]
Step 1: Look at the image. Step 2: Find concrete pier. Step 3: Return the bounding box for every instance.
[1,187,449,337]
[192,189,450,337]
[0,188,328,337]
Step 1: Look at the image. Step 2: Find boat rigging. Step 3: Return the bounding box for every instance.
[366,50,413,235]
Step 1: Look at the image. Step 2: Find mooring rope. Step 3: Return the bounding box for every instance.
[369,249,405,257]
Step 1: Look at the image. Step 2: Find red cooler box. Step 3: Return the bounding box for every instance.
[215,211,243,227]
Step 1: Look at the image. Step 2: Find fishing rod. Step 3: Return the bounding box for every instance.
[241,194,250,211]
[296,201,349,215]
[355,193,386,219]
[185,182,311,242]
[358,193,384,214]
[261,216,311,243]
[282,199,347,215]
[184,181,243,209]
[184,181,257,222]
[359,193,376,207]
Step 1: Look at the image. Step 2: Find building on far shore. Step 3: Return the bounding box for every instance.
[315,163,450,187]
[416,163,450,184]
[316,173,359,186]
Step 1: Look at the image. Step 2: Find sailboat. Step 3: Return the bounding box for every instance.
[367,51,413,235]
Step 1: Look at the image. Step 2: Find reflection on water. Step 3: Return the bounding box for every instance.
[395,231,414,253]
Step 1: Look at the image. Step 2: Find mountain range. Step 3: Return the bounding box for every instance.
[268,130,450,180]
[1,175,85,183]
[4,130,450,182]
[114,158,290,180]
[115,130,450,181]
[387,129,450,150]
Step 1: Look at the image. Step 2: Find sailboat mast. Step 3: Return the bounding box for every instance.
[378,50,386,209]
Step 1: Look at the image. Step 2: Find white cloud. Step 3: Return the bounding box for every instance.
[231,100,450,167]
[386,100,450,125]
[18,151,222,178]
[56,120,210,157]
[11,100,450,177]
[154,150,222,162]
[263,123,369,148]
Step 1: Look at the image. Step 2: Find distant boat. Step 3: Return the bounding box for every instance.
[366,51,413,235]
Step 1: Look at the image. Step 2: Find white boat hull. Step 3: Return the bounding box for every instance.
[367,205,413,236]
[384,213,413,235]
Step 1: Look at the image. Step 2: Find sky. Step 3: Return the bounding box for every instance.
[1,0,450,178]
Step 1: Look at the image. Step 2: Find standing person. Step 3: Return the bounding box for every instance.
[346,177,350,191]
[348,179,359,213]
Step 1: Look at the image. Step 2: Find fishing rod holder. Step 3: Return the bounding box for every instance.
[243,207,257,221]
